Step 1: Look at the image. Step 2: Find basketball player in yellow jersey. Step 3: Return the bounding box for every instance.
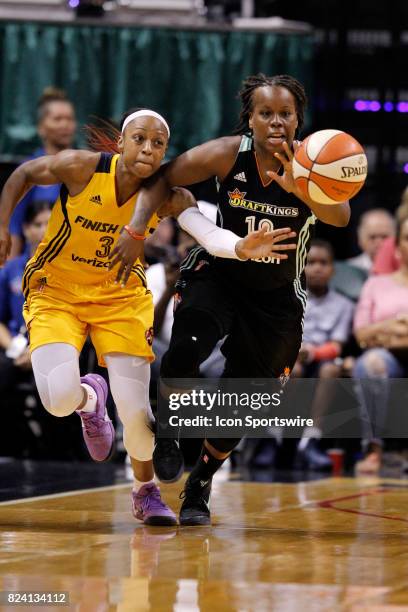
[0,108,297,525]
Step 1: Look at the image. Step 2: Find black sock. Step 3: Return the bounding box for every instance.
[188,445,227,489]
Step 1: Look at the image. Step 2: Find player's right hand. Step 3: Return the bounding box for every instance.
[109,230,145,286]
[236,226,297,260]
[0,225,11,266]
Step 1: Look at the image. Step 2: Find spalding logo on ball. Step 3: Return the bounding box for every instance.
[292,129,368,205]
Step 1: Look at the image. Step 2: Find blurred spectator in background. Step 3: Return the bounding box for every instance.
[347,208,395,273]
[144,217,176,266]
[293,239,354,470]
[372,188,408,275]
[9,87,76,258]
[0,201,51,394]
[353,211,408,474]
[332,208,396,303]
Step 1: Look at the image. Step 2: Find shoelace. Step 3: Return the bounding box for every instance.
[80,413,104,437]
[137,487,168,512]
[158,439,180,457]
[179,484,209,508]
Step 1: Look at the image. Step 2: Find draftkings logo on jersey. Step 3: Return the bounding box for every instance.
[227,188,299,217]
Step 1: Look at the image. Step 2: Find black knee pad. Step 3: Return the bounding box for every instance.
[161,336,202,378]
[207,437,242,453]
[160,311,221,378]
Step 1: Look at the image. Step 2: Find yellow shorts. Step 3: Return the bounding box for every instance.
[23,270,155,367]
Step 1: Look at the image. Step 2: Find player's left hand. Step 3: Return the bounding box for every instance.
[266,141,302,198]
[236,226,297,260]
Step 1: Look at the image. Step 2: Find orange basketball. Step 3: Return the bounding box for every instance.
[292,129,368,205]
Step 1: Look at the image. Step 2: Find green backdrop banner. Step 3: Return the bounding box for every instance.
[0,22,314,157]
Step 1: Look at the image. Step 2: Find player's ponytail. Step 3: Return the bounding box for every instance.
[84,117,121,153]
[84,108,150,153]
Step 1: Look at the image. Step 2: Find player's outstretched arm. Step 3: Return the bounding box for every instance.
[110,185,298,285]
[109,137,240,284]
[124,136,239,236]
[167,189,297,260]
[0,150,99,265]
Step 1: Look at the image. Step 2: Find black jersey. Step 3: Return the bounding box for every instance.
[213,134,316,296]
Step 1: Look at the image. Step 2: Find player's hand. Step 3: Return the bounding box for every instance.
[266,141,302,198]
[0,224,11,266]
[298,343,315,364]
[236,226,297,260]
[159,186,196,218]
[165,261,180,287]
[14,348,32,370]
[109,230,145,286]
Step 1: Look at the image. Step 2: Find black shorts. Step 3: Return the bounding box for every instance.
[173,253,304,378]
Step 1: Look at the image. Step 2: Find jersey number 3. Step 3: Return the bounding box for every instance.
[96,236,114,258]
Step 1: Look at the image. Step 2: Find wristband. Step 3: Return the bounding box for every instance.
[124,225,146,241]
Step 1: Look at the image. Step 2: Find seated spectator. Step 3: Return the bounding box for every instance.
[347,208,395,273]
[353,211,408,474]
[372,189,408,275]
[292,239,354,470]
[0,201,51,401]
[8,87,76,258]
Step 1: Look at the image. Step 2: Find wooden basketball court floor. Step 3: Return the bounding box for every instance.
[0,474,408,611]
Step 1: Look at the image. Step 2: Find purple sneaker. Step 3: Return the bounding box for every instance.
[77,373,115,462]
[132,483,177,526]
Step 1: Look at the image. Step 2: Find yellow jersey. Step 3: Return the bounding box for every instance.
[22,153,160,298]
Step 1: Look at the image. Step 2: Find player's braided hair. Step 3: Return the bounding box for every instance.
[235,74,307,137]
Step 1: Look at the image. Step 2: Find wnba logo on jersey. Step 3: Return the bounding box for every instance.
[145,327,154,346]
[173,292,182,313]
[279,367,291,388]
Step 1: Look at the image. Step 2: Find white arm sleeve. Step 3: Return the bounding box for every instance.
[177,206,246,260]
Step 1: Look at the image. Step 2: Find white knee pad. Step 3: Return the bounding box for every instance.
[105,354,154,461]
[31,344,82,417]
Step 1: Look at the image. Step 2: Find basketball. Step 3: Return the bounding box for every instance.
[292,129,368,205]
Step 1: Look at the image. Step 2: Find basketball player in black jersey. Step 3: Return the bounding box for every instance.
[111,74,351,525]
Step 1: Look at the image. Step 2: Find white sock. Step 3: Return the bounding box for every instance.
[267,426,283,444]
[298,426,322,451]
[79,383,97,413]
[133,478,155,494]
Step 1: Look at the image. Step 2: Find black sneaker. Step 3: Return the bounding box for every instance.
[179,477,212,526]
[153,438,184,483]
